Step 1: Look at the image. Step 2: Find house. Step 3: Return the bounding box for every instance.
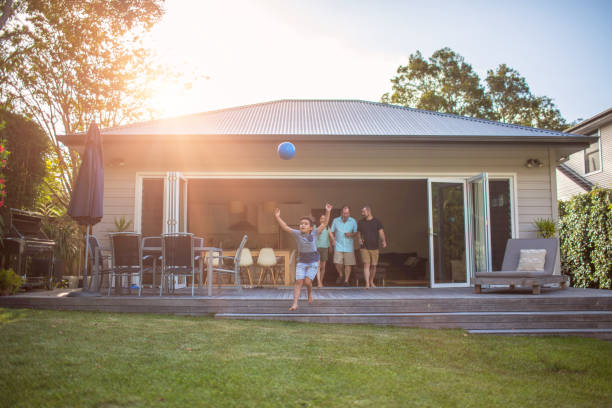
[556,107,612,200]
[59,99,596,288]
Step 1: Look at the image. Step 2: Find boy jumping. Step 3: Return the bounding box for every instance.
[274,203,332,311]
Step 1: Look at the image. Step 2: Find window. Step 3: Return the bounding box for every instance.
[585,131,601,174]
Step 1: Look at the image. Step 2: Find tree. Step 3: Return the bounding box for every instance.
[381,48,492,119]
[0,0,166,208]
[0,109,49,211]
[382,48,568,131]
[485,64,567,131]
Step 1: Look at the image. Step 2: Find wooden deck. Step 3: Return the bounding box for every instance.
[2,287,611,339]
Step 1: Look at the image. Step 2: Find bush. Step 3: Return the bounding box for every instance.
[0,268,23,295]
[0,110,50,212]
[558,188,612,289]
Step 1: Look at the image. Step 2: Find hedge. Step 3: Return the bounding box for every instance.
[558,188,612,289]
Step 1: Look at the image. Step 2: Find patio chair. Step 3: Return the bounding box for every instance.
[473,238,569,294]
[86,235,112,292]
[161,233,196,296]
[108,232,147,296]
[206,234,247,293]
[193,236,205,287]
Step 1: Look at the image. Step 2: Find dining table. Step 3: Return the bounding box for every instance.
[142,241,293,295]
[142,242,220,295]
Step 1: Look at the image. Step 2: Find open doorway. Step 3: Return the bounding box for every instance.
[185,179,429,287]
[138,175,513,288]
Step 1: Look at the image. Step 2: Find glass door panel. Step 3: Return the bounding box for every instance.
[467,173,491,275]
[163,172,188,234]
[428,180,468,286]
[178,173,188,233]
[489,179,512,271]
[141,178,164,236]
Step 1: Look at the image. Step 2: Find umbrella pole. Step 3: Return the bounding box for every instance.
[83,225,90,289]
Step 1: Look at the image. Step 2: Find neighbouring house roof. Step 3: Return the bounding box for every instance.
[59,99,597,146]
[565,107,612,135]
[557,163,594,191]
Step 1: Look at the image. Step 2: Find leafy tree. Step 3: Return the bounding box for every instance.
[0,0,166,208]
[382,48,492,118]
[0,109,49,211]
[485,64,567,131]
[382,48,568,131]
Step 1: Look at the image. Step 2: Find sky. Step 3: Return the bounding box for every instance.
[145,0,612,123]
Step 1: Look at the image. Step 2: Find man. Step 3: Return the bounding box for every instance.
[357,205,387,288]
[330,205,358,286]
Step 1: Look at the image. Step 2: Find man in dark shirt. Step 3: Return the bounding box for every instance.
[357,205,387,288]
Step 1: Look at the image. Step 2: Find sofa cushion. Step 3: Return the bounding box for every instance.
[517,249,547,272]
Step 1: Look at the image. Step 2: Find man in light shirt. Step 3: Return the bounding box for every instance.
[330,205,358,286]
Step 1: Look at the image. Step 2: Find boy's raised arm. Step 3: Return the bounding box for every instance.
[317,203,333,234]
[273,208,293,233]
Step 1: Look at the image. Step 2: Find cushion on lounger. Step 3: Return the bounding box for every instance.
[517,249,546,271]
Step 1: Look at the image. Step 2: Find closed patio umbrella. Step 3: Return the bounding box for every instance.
[67,122,104,291]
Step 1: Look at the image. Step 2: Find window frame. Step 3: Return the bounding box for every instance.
[584,129,602,175]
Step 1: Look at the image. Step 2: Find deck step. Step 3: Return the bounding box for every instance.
[215,311,612,334]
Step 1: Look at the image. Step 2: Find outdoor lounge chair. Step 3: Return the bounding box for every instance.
[473,238,569,294]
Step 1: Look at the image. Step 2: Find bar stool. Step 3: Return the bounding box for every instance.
[239,248,254,287]
[257,248,278,286]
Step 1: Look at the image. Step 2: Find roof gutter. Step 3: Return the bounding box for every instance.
[565,107,612,133]
[57,133,598,148]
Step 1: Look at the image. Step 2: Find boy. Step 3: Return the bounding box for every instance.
[274,203,332,311]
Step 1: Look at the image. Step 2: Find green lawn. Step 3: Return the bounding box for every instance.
[1,308,611,408]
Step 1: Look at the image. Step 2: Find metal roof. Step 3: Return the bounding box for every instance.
[61,100,595,144]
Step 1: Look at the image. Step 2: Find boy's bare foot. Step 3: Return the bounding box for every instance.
[364,285,370,290]
[370,282,377,288]
[308,295,314,303]
[317,284,323,288]
[289,304,298,311]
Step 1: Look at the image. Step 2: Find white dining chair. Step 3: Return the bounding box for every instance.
[257,248,278,286]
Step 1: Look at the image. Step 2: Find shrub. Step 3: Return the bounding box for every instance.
[558,188,612,289]
[0,268,23,295]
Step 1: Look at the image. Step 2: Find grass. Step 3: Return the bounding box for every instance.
[1,308,611,408]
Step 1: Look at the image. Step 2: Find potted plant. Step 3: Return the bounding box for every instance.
[533,218,557,238]
[38,202,83,284]
[113,216,133,232]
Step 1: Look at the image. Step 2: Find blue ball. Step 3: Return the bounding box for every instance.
[277,141,295,160]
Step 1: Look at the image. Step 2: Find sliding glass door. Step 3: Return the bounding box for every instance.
[428,174,493,287]
[467,173,491,275]
[428,179,469,287]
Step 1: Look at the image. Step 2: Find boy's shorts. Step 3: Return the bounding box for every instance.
[333,251,356,266]
[317,247,329,262]
[360,249,379,265]
[295,261,319,281]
